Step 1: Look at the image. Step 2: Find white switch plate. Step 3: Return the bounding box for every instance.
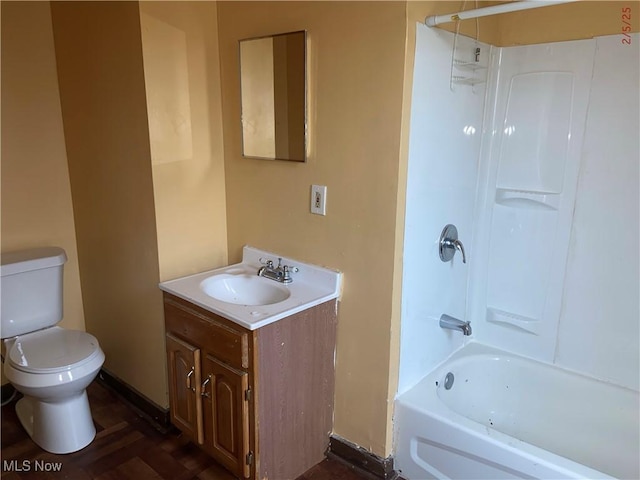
[311,185,327,215]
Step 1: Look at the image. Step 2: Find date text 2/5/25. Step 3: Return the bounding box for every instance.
[622,7,632,45]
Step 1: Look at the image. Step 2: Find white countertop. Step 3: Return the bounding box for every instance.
[159,246,342,330]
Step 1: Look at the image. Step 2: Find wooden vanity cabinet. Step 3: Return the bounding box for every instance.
[163,292,337,480]
[166,333,203,444]
[201,354,250,477]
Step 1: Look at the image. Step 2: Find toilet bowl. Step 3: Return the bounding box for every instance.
[4,327,106,453]
[1,247,105,454]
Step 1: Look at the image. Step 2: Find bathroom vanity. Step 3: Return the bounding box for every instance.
[160,247,341,480]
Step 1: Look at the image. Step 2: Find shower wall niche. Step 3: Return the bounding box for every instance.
[469,40,596,361]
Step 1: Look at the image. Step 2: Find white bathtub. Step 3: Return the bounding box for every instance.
[394,342,639,479]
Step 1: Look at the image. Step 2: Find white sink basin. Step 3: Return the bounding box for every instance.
[200,274,290,306]
[159,246,342,330]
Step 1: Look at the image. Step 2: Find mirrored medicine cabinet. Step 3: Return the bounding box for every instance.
[239,30,307,162]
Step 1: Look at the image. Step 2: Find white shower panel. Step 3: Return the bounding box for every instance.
[555,34,640,390]
[471,39,596,361]
[398,24,488,394]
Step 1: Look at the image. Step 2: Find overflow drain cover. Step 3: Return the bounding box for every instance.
[444,372,454,390]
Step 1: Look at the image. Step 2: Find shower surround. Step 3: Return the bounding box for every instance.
[396,23,639,479]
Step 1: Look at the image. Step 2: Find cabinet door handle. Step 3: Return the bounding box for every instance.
[186,366,195,392]
[200,374,212,398]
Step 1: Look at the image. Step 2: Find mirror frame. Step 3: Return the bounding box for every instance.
[238,30,308,162]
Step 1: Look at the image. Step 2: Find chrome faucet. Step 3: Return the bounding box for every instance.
[257,257,298,284]
[440,314,472,336]
[439,224,466,264]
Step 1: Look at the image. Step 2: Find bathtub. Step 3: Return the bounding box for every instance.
[394,342,639,479]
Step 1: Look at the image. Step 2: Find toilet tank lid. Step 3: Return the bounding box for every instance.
[0,247,67,277]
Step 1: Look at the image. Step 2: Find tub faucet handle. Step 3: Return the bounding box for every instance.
[452,239,466,263]
[439,224,467,264]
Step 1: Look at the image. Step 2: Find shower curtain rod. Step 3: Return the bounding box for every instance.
[425,0,579,27]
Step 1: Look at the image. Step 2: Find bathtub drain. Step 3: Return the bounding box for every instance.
[444,372,454,390]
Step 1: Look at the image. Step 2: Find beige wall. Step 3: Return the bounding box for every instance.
[2,0,229,408]
[139,1,228,281]
[50,1,167,407]
[218,1,407,456]
[0,1,85,333]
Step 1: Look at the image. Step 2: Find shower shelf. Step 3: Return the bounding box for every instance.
[451,60,487,87]
[487,307,540,335]
[449,38,486,89]
[495,189,560,210]
[453,60,487,71]
[452,75,486,86]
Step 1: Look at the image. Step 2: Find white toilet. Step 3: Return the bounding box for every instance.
[1,247,105,454]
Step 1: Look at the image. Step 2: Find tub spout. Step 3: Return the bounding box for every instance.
[440,314,472,336]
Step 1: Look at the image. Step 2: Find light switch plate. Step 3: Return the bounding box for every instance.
[311,185,327,215]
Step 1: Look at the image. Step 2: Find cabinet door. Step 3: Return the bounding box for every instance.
[166,333,203,444]
[201,354,250,478]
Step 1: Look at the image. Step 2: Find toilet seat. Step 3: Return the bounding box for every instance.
[7,326,101,374]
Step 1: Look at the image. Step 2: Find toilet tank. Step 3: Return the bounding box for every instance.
[0,247,67,339]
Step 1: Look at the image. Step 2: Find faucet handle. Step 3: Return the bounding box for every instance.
[259,257,274,267]
[282,264,298,284]
[453,239,466,264]
[439,224,467,264]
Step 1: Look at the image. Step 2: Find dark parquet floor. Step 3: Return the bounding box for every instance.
[1,381,370,480]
